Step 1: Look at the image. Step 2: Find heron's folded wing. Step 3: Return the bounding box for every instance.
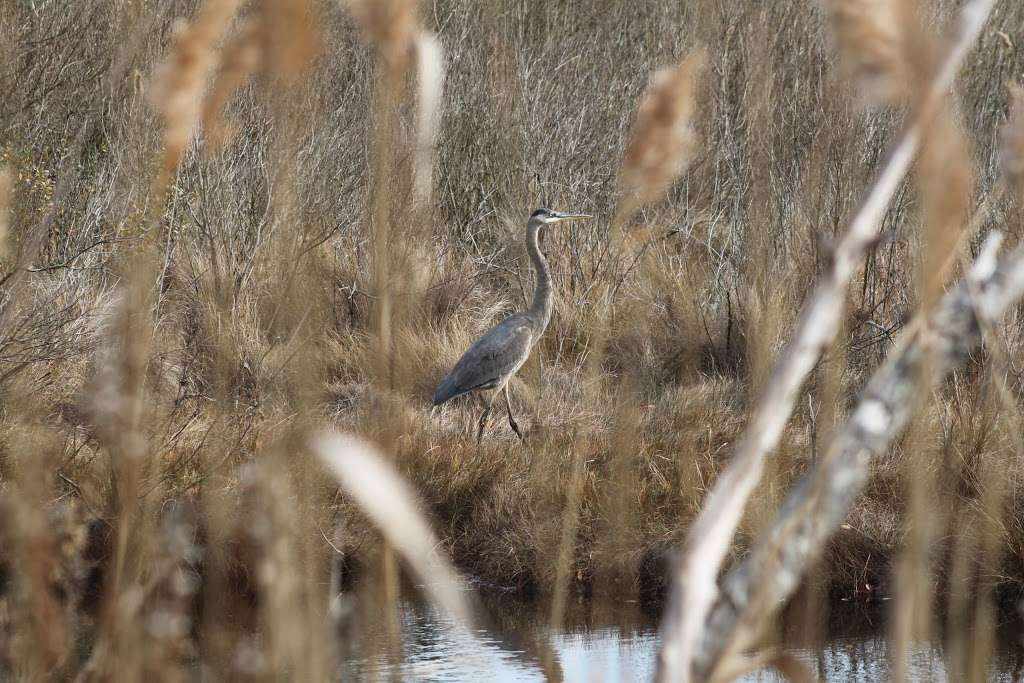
[434,317,534,404]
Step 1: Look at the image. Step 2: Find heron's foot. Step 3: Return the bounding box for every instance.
[476,409,491,444]
[508,415,524,441]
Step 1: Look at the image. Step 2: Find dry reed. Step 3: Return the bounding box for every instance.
[262,0,321,83]
[2,0,1024,679]
[941,116,1024,678]
[5,438,73,677]
[919,109,972,307]
[693,230,1024,680]
[201,17,265,150]
[413,31,445,206]
[347,0,417,68]
[890,103,972,682]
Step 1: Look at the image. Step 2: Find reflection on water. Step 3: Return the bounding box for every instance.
[342,596,657,682]
[341,593,1024,682]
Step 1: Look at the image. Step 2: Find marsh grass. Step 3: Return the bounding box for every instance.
[1,0,1024,680]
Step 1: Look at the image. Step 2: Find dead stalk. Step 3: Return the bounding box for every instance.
[891,103,971,682]
[413,31,445,207]
[999,82,1024,199]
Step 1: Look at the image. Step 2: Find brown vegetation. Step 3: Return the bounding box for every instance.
[1,0,1023,679]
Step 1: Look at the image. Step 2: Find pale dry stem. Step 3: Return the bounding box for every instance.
[999,83,1024,200]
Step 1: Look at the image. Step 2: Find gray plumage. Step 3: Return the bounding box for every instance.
[433,315,534,405]
[434,208,591,442]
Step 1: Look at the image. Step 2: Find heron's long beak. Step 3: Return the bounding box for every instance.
[549,211,592,223]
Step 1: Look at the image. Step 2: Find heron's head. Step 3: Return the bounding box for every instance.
[527,208,591,237]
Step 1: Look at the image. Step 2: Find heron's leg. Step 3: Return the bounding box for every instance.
[476,393,496,444]
[504,384,523,441]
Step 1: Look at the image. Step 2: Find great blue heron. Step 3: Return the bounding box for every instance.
[433,208,591,442]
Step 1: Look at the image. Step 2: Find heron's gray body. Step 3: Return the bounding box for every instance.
[433,208,588,441]
[433,313,536,405]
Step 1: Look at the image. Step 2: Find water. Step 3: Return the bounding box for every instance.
[341,593,1024,682]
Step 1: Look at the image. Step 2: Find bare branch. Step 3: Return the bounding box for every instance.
[656,3,995,680]
[694,231,1024,679]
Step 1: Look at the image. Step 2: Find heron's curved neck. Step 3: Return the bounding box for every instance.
[526,225,553,332]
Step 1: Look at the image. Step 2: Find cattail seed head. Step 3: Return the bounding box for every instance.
[619,49,706,218]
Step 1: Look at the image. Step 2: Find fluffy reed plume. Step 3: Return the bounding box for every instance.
[413,31,445,205]
[312,432,475,627]
[262,0,321,83]
[201,17,265,150]
[0,167,10,259]
[152,0,241,184]
[999,83,1024,199]
[80,290,156,679]
[141,504,200,682]
[822,0,913,105]
[5,448,81,677]
[618,49,705,219]
[347,0,418,67]
[235,461,318,678]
